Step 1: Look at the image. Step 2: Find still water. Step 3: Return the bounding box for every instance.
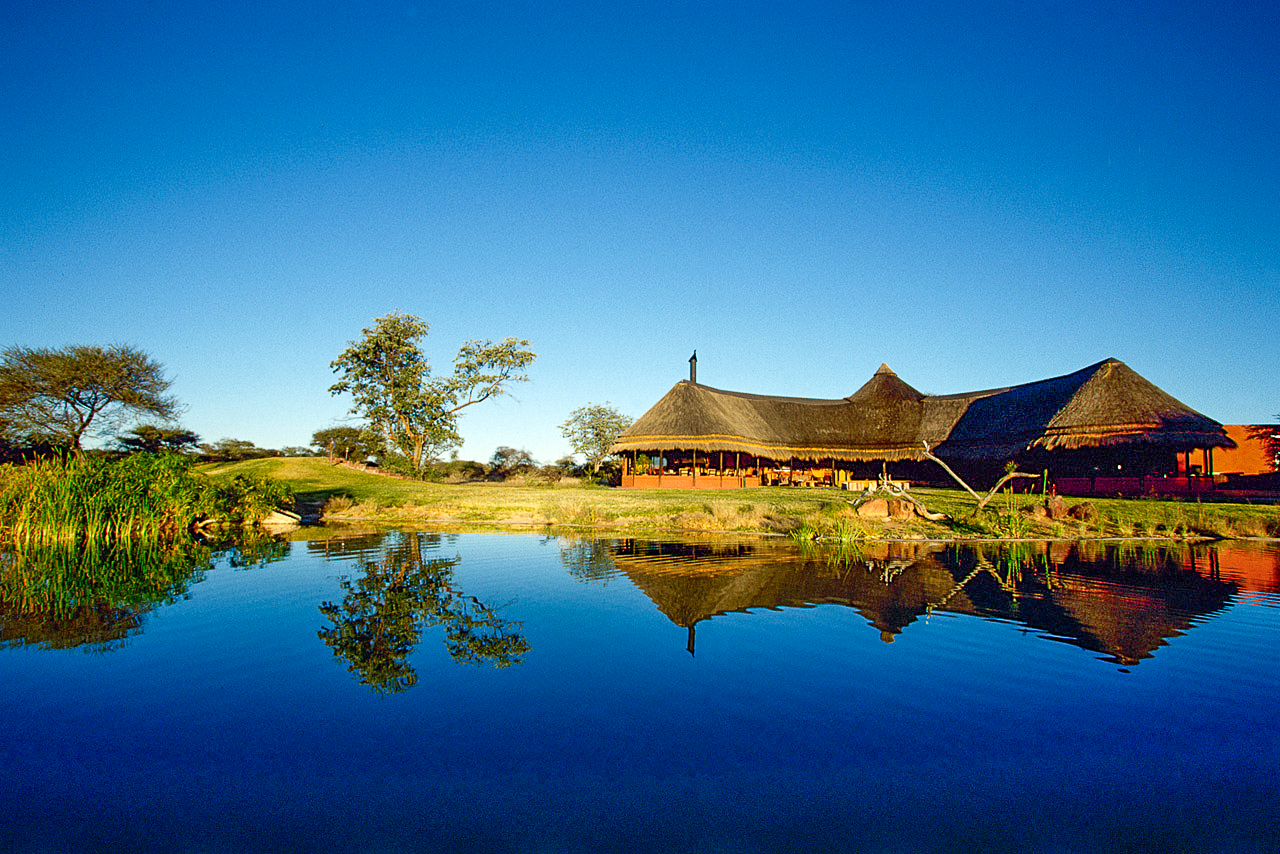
[2,531,1278,853]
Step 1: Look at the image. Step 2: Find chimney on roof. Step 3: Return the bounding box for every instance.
[689,350,697,383]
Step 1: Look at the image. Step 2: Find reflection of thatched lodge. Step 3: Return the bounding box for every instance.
[611,355,1235,495]
[610,539,1241,665]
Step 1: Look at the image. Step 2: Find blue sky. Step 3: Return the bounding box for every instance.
[3,1,1277,463]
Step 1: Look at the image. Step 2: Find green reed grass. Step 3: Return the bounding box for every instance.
[0,454,293,546]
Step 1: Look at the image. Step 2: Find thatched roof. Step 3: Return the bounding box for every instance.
[611,358,1233,463]
[931,358,1236,460]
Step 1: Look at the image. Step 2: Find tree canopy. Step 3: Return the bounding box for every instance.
[115,424,200,454]
[200,437,272,461]
[329,312,535,473]
[311,426,377,461]
[489,446,536,474]
[0,345,179,450]
[560,402,633,474]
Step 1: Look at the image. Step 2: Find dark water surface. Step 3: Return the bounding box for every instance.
[2,532,1278,853]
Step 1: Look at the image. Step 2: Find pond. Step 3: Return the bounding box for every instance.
[2,531,1278,853]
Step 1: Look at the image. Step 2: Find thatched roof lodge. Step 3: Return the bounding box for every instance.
[611,357,1234,494]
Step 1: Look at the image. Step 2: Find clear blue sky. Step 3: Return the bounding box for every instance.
[4,1,1277,463]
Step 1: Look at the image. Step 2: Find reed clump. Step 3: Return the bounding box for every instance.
[0,454,292,547]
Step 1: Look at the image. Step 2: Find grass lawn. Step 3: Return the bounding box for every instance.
[201,457,1280,541]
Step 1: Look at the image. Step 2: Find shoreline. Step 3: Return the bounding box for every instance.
[312,508,1280,545]
[201,456,1280,543]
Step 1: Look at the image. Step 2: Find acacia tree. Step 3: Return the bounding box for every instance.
[490,446,536,475]
[560,402,633,474]
[201,438,272,461]
[0,345,179,450]
[329,312,535,474]
[311,426,376,462]
[115,424,200,454]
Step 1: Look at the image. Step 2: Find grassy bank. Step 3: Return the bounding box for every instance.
[203,457,1280,540]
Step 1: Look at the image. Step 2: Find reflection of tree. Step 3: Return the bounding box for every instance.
[555,536,617,585]
[0,542,212,651]
[317,532,530,694]
[200,529,292,568]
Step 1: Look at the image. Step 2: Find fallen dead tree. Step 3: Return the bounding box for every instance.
[850,468,949,521]
[919,442,1043,519]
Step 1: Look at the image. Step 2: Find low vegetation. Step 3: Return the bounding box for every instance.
[0,454,293,547]
[202,457,1280,540]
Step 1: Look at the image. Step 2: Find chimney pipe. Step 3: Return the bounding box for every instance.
[689,350,697,383]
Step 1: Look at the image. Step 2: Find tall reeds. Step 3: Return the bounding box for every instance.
[0,454,292,547]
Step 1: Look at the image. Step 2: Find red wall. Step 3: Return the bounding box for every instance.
[1215,425,1278,475]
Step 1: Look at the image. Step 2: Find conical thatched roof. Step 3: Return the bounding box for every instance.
[931,358,1236,460]
[843,364,927,456]
[611,358,1233,463]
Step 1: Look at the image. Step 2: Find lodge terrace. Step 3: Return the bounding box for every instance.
[610,356,1236,496]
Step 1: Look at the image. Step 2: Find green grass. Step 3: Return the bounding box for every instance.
[201,457,1280,540]
[1,454,293,546]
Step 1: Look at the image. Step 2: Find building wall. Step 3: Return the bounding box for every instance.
[1214,425,1278,475]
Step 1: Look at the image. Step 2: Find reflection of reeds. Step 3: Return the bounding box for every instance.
[0,540,214,651]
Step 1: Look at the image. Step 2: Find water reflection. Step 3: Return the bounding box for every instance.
[315,532,531,694]
[555,535,619,585]
[0,534,294,652]
[934,542,1237,665]
[602,538,1263,665]
[0,541,211,652]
